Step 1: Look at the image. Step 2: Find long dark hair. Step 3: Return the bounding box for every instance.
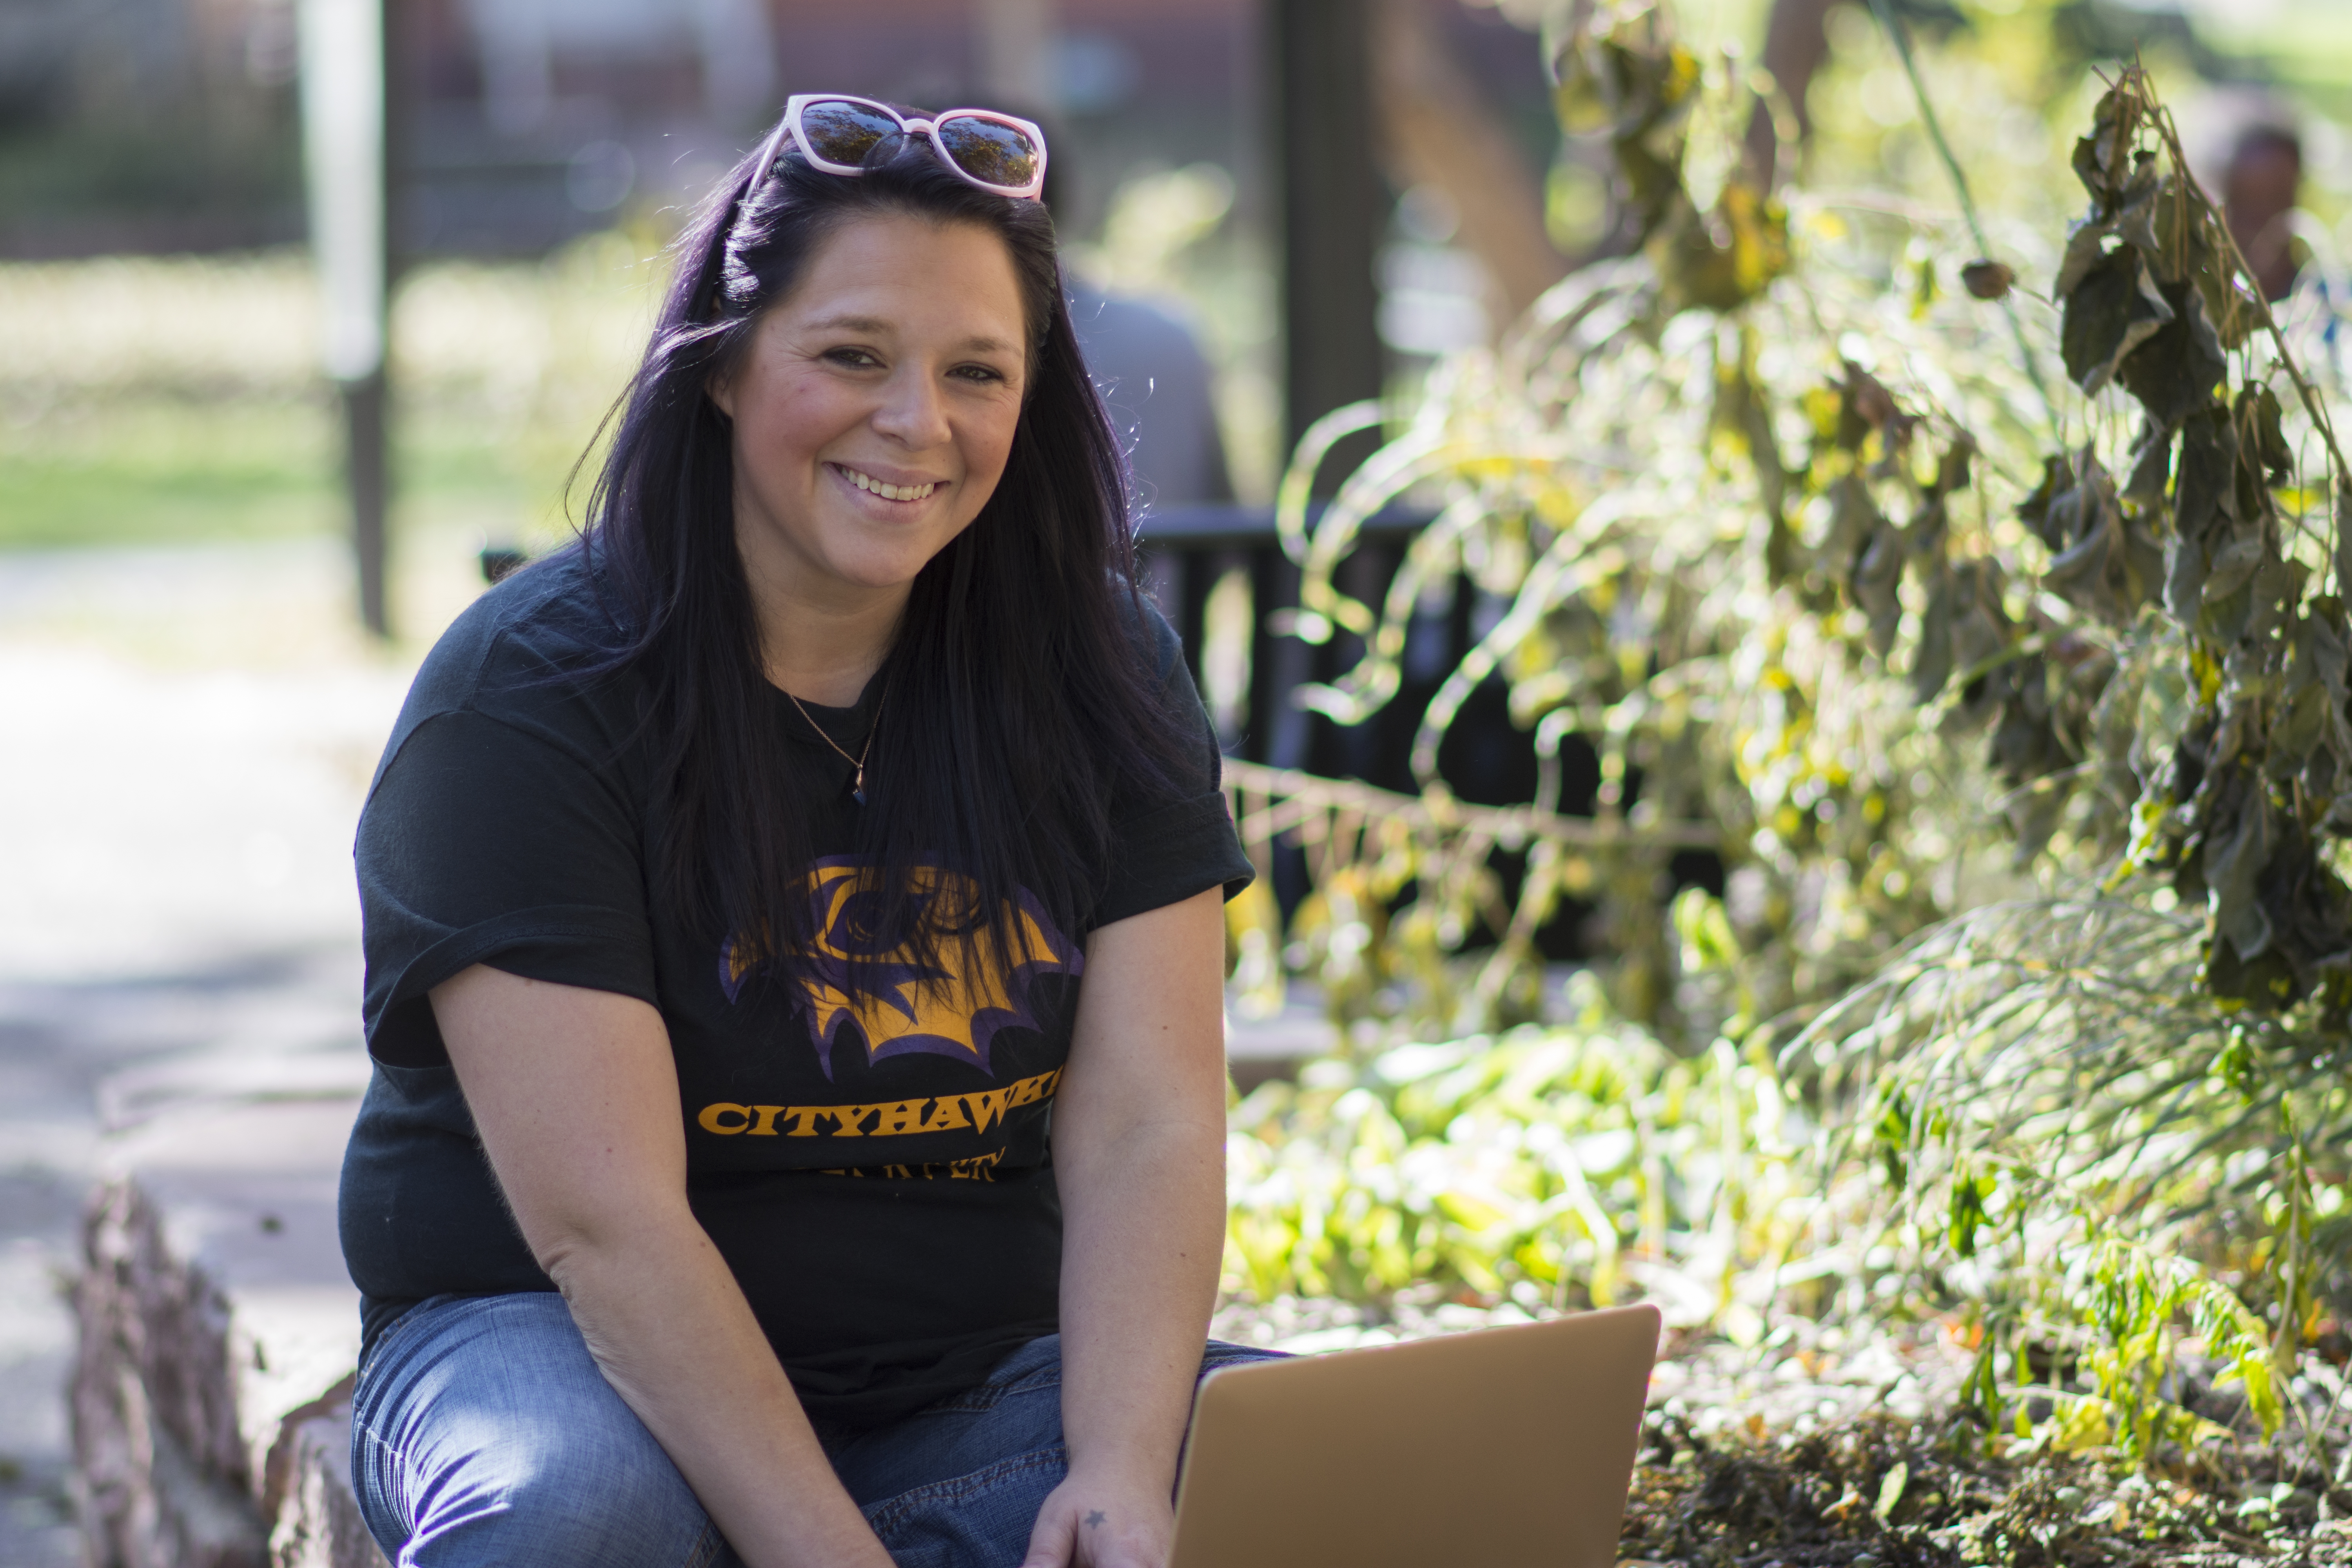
[570,120,1192,997]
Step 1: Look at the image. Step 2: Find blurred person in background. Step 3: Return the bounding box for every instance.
[338,94,1271,1568]
[2223,116,2306,304]
[1045,151,1234,511]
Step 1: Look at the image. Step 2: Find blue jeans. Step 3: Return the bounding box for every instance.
[350,1292,1277,1568]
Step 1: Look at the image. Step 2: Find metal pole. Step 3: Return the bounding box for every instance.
[299,0,392,638]
[1267,0,1385,461]
[345,367,388,635]
[1260,0,1386,780]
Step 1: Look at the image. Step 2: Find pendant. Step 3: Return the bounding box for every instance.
[852,766,867,807]
[852,786,867,806]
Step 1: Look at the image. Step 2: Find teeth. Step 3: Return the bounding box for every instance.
[842,466,936,502]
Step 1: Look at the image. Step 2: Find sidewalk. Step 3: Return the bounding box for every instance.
[0,535,447,1565]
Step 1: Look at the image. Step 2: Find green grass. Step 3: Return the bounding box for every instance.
[0,396,338,550]
[0,243,651,556]
[0,393,597,554]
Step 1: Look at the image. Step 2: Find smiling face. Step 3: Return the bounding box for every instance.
[711,212,1030,635]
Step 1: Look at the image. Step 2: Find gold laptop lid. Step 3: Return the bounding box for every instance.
[1169,1304,1661,1568]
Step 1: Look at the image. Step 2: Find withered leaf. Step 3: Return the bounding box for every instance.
[1960,260,2015,300]
[2061,250,2174,398]
[2165,401,2239,622]
[2205,808,2352,1009]
[2018,455,2071,552]
[2196,534,2265,641]
[2248,555,2307,644]
[2041,456,2161,627]
[2203,767,2276,962]
[1913,563,1955,704]
[2123,421,2172,512]
[2119,173,2198,285]
[2115,279,2227,430]
[1909,492,1951,563]
[1835,360,1907,451]
[2238,383,2292,484]
[2336,478,2352,603]
[1825,472,1884,561]
[1933,436,1976,498]
[2071,87,2138,206]
[2053,219,2115,300]
[1852,521,1905,655]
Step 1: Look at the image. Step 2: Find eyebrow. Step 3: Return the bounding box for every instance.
[805,314,1020,355]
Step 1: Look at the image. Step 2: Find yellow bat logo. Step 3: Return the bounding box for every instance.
[720,858,1083,1077]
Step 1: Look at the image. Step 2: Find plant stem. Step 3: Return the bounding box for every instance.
[1864,0,2058,432]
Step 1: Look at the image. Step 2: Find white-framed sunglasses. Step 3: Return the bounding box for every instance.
[755,94,1048,200]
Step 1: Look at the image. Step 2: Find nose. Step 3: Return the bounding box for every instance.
[871,364,953,448]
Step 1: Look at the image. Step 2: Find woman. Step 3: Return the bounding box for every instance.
[338,96,1264,1568]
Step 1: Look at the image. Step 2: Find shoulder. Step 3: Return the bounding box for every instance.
[413,546,620,697]
[374,546,642,786]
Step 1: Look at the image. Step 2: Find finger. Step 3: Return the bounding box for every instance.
[1019,1501,1077,1568]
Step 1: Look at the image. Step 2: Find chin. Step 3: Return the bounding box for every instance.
[826,544,949,592]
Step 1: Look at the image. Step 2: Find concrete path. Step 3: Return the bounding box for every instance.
[0,537,433,1565]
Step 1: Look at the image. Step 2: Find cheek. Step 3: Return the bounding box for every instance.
[746,375,856,452]
[969,407,1024,482]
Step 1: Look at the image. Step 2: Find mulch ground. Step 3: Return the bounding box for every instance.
[1211,1293,2352,1567]
[1621,1404,2351,1568]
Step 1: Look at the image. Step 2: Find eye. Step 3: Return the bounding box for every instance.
[824,346,881,368]
[951,361,1012,385]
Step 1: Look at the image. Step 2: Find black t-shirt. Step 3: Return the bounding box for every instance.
[338,550,1253,1426]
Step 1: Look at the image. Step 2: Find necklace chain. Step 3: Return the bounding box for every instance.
[785,688,882,805]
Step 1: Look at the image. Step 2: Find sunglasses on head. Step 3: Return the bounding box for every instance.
[755,94,1048,200]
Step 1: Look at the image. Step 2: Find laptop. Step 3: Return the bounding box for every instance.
[1168,1303,1662,1568]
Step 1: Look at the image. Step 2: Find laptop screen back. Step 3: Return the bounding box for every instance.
[1168,1304,1661,1568]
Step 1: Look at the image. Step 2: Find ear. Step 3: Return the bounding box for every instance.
[707,370,737,420]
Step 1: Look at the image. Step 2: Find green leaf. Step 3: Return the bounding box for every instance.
[1875,1460,1910,1523]
[1947,1167,1992,1258]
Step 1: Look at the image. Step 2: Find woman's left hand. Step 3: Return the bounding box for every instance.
[1019,1466,1175,1568]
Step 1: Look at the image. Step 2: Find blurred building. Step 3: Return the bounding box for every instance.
[0,0,1550,261]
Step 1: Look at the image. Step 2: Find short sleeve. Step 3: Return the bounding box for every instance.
[1089,602,1256,930]
[358,708,656,1067]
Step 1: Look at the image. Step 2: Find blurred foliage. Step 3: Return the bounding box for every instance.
[1225,972,1847,1350]
[1225,0,2352,1475]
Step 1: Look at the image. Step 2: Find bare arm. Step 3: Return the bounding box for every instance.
[1022,886,1231,1568]
[430,966,894,1568]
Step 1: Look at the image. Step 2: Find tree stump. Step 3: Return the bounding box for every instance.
[70,1077,369,1567]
